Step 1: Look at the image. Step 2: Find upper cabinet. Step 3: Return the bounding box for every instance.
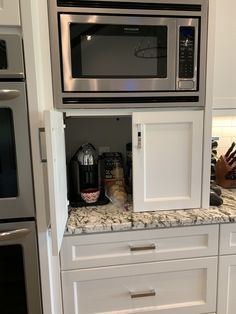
[132,110,203,212]
[212,0,236,109]
[44,109,204,253]
[0,0,20,26]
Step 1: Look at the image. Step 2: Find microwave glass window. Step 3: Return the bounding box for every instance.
[0,40,8,70]
[70,24,167,78]
[0,108,18,198]
[0,245,28,313]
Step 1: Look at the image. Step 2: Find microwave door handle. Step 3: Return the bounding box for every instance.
[0,89,21,101]
[0,228,31,241]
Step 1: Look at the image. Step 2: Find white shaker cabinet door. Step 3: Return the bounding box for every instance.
[0,0,20,26]
[132,110,203,212]
[218,255,236,314]
[44,110,68,255]
[213,0,236,109]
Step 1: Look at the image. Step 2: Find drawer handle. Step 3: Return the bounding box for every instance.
[130,289,156,299]
[129,243,156,251]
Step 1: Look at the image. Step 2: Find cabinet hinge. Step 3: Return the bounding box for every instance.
[38,128,47,163]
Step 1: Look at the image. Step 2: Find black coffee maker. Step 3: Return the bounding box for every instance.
[68,143,99,205]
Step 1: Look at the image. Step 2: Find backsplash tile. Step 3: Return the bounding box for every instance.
[212,116,236,157]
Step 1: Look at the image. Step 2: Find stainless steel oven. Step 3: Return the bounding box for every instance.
[0,221,42,314]
[0,35,34,220]
[0,33,42,314]
[48,0,208,108]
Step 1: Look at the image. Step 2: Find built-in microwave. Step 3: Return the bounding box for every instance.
[48,0,208,108]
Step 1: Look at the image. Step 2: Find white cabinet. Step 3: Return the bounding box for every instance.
[61,257,217,314]
[218,224,236,314]
[60,225,218,270]
[45,111,68,256]
[218,255,236,314]
[61,225,218,314]
[212,0,236,109]
[132,110,203,211]
[0,0,20,26]
[45,110,204,254]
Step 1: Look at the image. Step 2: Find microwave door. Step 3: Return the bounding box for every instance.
[60,14,176,92]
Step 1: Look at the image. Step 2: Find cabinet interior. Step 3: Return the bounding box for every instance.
[64,115,132,205]
[65,115,132,162]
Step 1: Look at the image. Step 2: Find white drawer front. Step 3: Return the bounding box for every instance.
[61,257,217,314]
[220,223,236,255]
[61,225,219,270]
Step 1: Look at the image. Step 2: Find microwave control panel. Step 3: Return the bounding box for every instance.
[179,27,195,79]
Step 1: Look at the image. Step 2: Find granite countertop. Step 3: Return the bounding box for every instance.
[66,189,236,235]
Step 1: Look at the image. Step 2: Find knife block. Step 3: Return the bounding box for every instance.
[215,155,236,188]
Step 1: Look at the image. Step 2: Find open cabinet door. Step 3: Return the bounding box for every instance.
[45,110,68,255]
[132,110,203,212]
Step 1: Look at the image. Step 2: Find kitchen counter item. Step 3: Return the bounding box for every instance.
[69,143,107,206]
[216,155,236,188]
[80,189,100,204]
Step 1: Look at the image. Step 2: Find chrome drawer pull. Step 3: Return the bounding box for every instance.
[129,243,156,251]
[130,289,156,299]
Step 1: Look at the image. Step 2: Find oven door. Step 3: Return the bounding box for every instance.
[0,221,42,314]
[60,14,176,92]
[0,82,34,219]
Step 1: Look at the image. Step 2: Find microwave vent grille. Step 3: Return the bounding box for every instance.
[57,1,202,12]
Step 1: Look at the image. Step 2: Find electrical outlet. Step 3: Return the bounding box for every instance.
[98,146,110,155]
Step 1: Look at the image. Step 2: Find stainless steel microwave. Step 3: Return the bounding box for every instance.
[48,0,208,108]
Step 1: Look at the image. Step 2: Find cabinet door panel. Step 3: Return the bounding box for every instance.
[45,110,68,255]
[218,255,236,314]
[61,257,217,314]
[0,0,20,26]
[219,223,236,255]
[132,110,203,212]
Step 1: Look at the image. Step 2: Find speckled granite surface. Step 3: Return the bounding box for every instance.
[66,189,236,234]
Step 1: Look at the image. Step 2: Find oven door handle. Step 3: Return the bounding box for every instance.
[0,228,31,241]
[0,89,21,101]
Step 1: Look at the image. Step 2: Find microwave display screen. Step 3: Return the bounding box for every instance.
[0,40,8,70]
[70,24,167,78]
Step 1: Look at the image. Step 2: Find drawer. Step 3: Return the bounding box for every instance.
[61,257,217,314]
[220,223,236,255]
[60,225,219,270]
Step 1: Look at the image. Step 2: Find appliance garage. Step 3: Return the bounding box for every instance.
[48,0,208,108]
